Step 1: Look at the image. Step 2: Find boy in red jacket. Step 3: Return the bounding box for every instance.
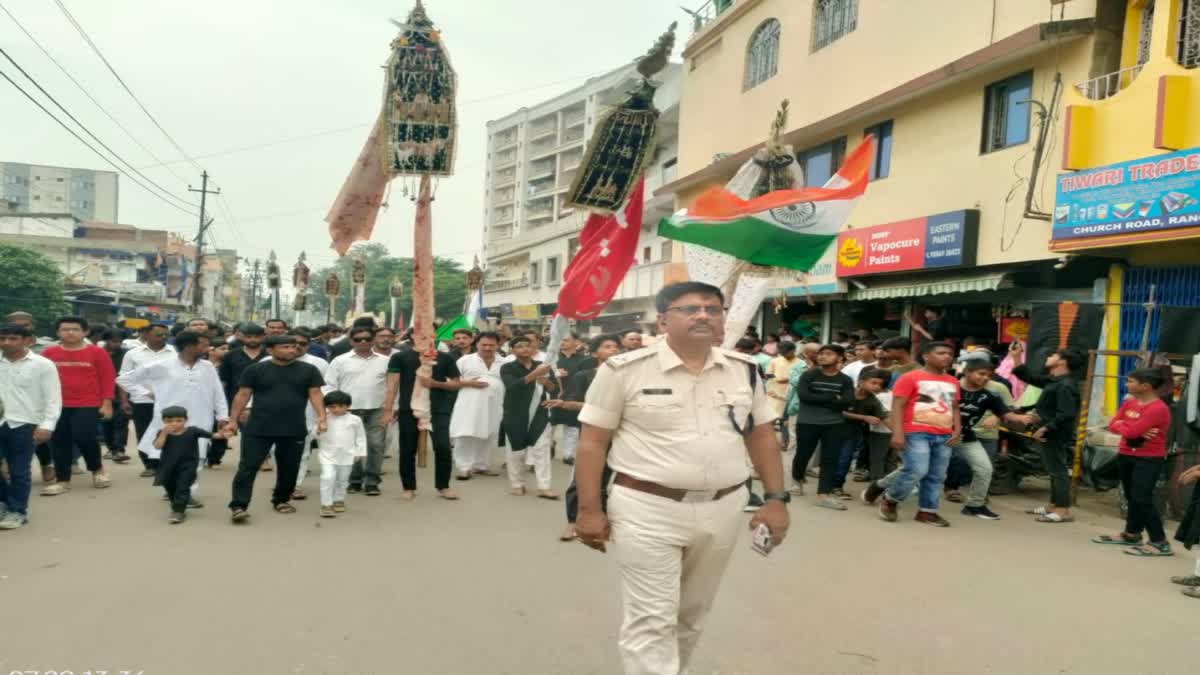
[1092,368,1172,556]
[39,317,116,495]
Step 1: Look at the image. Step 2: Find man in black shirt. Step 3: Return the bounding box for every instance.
[219,323,266,405]
[100,328,132,463]
[380,348,462,499]
[1011,344,1084,523]
[447,328,474,361]
[551,331,590,464]
[224,335,326,522]
[499,336,559,498]
[791,344,855,508]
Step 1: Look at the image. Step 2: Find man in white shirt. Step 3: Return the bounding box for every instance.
[117,330,227,507]
[291,329,330,500]
[841,340,878,384]
[117,323,175,477]
[325,326,390,495]
[0,323,63,529]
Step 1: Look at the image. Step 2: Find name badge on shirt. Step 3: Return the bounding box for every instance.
[641,388,673,395]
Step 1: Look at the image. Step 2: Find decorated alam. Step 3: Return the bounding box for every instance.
[4,1,1200,674]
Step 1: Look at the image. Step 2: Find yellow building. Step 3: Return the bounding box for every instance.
[1047,0,1200,412]
[659,0,1195,347]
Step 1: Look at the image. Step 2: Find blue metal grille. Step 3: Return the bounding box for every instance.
[1119,265,1200,394]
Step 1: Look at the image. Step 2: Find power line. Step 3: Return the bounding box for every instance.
[52,0,205,174]
[0,46,199,214]
[0,65,200,217]
[0,1,193,188]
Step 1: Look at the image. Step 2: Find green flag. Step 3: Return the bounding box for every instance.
[435,314,470,344]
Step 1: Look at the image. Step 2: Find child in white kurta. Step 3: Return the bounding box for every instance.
[317,391,366,518]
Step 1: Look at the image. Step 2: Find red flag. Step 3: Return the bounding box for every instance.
[556,179,645,320]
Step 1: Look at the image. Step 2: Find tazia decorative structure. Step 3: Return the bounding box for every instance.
[564,23,675,215]
[385,0,457,177]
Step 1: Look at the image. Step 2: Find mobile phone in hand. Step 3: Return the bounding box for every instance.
[751,523,774,556]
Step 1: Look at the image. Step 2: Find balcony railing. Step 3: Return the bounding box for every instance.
[529,123,557,139]
[484,275,528,292]
[1075,63,1145,101]
[685,0,735,39]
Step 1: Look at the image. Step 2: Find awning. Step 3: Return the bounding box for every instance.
[847,273,1012,301]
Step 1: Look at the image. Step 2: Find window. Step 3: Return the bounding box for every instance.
[797,137,846,187]
[744,19,780,89]
[546,256,560,285]
[568,237,580,262]
[981,71,1033,153]
[661,241,673,262]
[530,261,541,287]
[864,120,893,180]
[812,0,858,51]
[56,177,64,182]
[642,247,652,264]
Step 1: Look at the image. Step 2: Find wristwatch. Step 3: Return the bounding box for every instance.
[762,491,791,504]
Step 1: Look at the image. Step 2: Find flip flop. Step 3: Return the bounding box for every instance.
[815,497,848,511]
[1092,534,1143,545]
[1025,506,1048,515]
[1036,513,1074,523]
[1123,543,1173,557]
[1170,575,1200,587]
[1182,587,1200,598]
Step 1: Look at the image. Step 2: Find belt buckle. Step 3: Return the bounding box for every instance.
[681,489,717,503]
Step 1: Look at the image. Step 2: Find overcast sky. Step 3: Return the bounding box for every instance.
[1,0,684,272]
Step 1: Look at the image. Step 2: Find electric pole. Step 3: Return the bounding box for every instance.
[248,259,262,321]
[188,171,221,312]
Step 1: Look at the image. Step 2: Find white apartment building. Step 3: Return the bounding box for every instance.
[0,161,119,223]
[481,62,682,332]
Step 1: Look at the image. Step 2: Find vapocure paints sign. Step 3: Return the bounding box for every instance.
[835,210,979,277]
[1052,147,1200,240]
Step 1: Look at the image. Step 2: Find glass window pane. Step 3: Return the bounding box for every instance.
[1003,73,1032,146]
[804,146,834,187]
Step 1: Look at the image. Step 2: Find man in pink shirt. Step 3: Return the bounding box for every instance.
[39,317,116,495]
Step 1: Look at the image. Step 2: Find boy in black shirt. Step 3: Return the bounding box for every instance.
[791,344,855,507]
[956,360,1023,520]
[830,368,889,500]
[154,406,227,524]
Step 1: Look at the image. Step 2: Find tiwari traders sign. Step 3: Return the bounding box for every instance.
[835,210,979,277]
[1052,147,1200,240]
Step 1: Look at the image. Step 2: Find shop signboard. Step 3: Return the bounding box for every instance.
[512,304,539,321]
[1052,147,1200,241]
[835,210,979,277]
[773,243,847,296]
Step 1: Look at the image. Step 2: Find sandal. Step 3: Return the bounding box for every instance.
[1035,513,1074,523]
[1170,575,1200,587]
[1182,586,1200,598]
[1024,506,1049,515]
[945,490,964,503]
[1092,534,1143,545]
[1123,542,1173,557]
[230,509,250,523]
[273,502,296,514]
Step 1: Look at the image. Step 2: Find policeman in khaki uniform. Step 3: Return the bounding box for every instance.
[575,281,790,675]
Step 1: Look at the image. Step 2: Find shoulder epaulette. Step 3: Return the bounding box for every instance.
[721,348,756,365]
[605,348,656,370]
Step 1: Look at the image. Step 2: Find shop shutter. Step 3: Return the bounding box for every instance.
[1119,265,1200,394]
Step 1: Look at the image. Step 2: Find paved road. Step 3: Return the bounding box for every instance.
[3,443,1196,675]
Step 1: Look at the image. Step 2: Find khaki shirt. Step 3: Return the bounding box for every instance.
[579,339,778,491]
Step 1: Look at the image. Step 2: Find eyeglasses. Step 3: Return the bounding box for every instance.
[665,304,726,317]
[351,336,372,343]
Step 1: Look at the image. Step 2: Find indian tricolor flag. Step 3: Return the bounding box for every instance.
[658,135,875,271]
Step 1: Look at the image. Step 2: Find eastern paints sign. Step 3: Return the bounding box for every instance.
[835,210,979,277]
[1052,147,1200,240]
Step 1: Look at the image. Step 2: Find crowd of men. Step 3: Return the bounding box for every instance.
[0,309,652,531]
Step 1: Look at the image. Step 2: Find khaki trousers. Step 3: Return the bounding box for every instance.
[608,483,746,675]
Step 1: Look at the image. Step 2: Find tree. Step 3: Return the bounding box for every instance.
[0,243,70,335]
[308,243,467,327]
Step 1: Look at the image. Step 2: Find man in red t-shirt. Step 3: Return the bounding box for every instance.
[1092,368,1173,555]
[873,341,960,526]
[39,317,116,495]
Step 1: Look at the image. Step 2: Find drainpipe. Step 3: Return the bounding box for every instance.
[1021,72,1063,222]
